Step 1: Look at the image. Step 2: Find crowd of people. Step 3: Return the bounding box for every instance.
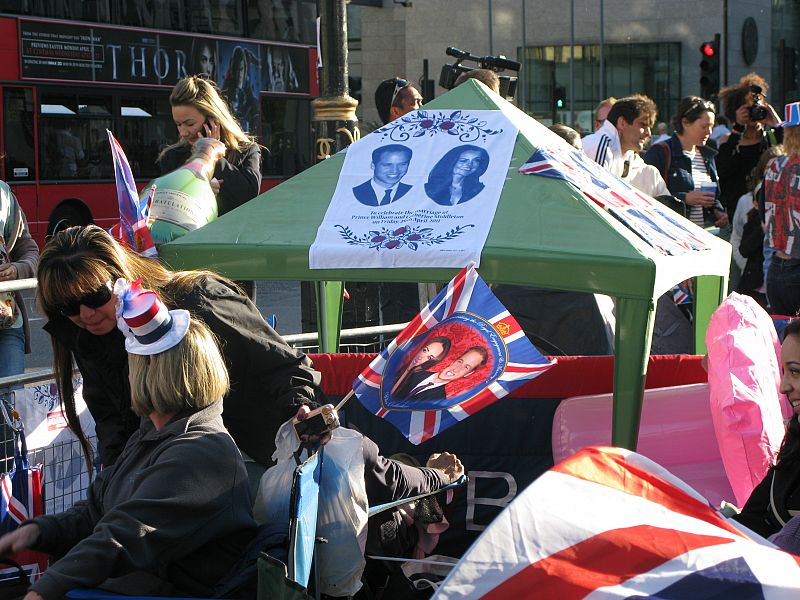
[2,63,800,596]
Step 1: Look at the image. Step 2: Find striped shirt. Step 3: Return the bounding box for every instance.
[685,150,714,227]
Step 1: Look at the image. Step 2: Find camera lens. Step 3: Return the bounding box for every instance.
[749,103,768,121]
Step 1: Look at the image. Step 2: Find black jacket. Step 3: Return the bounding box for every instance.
[643,133,724,223]
[733,465,800,538]
[44,275,324,466]
[362,436,449,557]
[157,143,262,216]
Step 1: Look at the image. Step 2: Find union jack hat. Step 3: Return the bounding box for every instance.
[781,101,800,127]
[114,278,189,356]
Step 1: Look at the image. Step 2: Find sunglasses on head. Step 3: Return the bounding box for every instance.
[57,281,113,317]
[390,78,409,107]
[684,100,715,117]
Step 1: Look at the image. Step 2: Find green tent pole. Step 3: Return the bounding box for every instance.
[611,297,656,450]
[693,274,726,354]
[315,281,344,353]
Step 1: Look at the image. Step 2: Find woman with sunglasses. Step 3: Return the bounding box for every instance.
[36,225,324,493]
[643,96,727,228]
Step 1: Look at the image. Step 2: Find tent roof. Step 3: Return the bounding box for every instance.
[160,80,730,301]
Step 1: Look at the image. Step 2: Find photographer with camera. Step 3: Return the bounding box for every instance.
[717,73,782,223]
[439,47,519,100]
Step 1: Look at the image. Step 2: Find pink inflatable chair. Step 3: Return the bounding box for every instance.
[552,383,734,507]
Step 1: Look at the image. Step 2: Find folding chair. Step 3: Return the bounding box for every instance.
[66,451,323,600]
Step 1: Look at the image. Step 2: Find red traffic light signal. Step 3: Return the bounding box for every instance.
[699,36,721,99]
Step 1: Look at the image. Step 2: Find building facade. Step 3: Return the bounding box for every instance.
[350,0,798,132]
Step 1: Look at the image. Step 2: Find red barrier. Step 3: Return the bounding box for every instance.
[308,354,708,398]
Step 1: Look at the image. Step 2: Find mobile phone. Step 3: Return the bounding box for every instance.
[293,404,340,438]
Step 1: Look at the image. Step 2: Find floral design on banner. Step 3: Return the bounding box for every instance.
[32,383,60,412]
[335,224,475,251]
[378,111,503,143]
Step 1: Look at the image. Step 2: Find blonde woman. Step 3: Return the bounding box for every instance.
[157,75,262,216]
[0,293,256,598]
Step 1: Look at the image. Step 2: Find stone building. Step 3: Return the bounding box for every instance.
[349,0,799,132]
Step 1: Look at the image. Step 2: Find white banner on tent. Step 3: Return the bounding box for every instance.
[309,110,517,269]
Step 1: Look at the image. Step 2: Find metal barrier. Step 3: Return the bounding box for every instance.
[0,278,405,517]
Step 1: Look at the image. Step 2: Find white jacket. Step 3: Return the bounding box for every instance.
[582,120,630,178]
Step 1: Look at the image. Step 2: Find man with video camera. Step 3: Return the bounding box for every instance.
[717,73,783,222]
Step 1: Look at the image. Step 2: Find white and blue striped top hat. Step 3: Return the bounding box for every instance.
[781,102,800,127]
[114,278,189,356]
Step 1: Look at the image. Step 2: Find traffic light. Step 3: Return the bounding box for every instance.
[699,35,720,99]
[554,85,566,110]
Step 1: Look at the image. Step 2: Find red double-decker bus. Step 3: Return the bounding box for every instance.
[0,12,318,247]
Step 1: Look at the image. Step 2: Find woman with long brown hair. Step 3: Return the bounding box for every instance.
[36,225,323,490]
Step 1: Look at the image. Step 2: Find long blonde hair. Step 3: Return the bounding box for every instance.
[158,75,256,162]
[784,126,800,156]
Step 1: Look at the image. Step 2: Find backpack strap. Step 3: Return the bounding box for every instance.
[658,142,671,183]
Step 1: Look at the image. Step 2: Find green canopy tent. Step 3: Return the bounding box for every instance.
[160,80,731,450]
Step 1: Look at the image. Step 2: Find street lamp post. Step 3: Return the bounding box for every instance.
[312,0,359,162]
[310,0,359,352]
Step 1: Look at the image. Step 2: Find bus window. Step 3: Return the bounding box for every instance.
[261,97,312,178]
[2,88,35,182]
[119,96,174,179]
[40,92,112,180]
[185,0,244,36]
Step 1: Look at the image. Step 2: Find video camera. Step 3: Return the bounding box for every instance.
[748,84,769,122]
[439,47,520,100]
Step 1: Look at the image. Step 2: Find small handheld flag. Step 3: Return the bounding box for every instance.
[352,265,554,445]
[107,130,157,257]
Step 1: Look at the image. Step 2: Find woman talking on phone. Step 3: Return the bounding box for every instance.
[157,75,262,217]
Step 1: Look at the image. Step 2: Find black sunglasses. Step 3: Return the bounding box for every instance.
[390,78,409,107]
[57,281,113,317]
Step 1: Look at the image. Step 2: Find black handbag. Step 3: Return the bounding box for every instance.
[0,557,31,599]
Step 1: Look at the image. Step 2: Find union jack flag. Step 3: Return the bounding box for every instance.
[519,145,710,256]
[434,446,800,599]
[106,130,157,257]
[673,282,693,305]
[0,427,42,530]
[353,265,554,445]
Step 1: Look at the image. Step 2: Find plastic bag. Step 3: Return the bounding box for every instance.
[253,420,302,528]
[316,427,368,597]
[254,422,368,597]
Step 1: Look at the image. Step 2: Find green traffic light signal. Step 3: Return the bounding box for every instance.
[556,99,564,108]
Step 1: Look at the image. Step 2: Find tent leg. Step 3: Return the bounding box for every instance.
[612,298,656,450]
[693,274,726,355]
[315,281,343,353]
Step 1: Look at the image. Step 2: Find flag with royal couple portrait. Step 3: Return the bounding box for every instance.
[352,265,555,445]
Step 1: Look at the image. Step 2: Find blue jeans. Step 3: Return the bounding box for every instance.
[767,256,800,316]
[0,327,25,379]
